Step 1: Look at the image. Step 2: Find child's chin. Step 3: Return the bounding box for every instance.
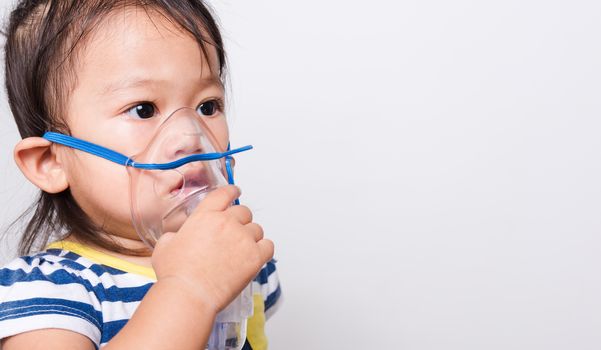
[161,213,187,235]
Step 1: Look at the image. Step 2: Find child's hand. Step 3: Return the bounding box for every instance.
[150,185,274,313]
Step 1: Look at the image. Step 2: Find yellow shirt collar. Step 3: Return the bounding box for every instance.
[47,240,156,280]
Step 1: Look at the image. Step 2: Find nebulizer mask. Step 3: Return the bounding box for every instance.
[44,107,254,350]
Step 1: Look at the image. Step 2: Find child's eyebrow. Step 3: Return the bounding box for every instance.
[100,76,224,96]
[101,78,157,95]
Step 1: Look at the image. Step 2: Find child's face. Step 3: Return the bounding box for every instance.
[57,10,229,242]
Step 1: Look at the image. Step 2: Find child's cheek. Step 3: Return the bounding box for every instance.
[68,154,134,229]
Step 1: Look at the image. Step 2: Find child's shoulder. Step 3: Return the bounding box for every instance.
[0,244,157,310]
[2,247,123,286]
[0,246,155,346]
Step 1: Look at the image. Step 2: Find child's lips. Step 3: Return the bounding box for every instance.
[169,166,210,196]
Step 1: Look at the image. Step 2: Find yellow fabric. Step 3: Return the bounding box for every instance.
[247,293,268,350]
[46,240,268,349]
[47,240,156,279]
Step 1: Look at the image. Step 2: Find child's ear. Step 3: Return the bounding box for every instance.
[14,137,69,193]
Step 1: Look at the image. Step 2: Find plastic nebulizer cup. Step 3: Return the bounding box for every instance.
[127,107,253,350]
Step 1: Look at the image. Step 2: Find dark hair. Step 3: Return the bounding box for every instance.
[3,0,226,256]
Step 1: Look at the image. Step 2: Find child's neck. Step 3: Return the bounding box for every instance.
[63,234,153,268]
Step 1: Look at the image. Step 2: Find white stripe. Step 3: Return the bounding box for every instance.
[57,254,154,289]
[258,269,280,299]
[0,282,145,324]
[39,253,94,269]
[251,280,262,292]
[0,313,101,346]
[100,300,141,323]
[264,294,283,320]
[0,280,102,311]
[94,270,154,289]
[70,256,95,269]
[74,267,152,289]
[2,254,153,289]
[0,305,101,328]
[3,257,64,275]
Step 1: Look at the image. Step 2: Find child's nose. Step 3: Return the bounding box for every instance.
[160,115,205,161]
[171,133,203,159]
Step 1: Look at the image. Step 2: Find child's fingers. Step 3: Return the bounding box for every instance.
[226,205,252,224]
[256,239,275,263]
[245,222,264,242]
[194,185,240,213]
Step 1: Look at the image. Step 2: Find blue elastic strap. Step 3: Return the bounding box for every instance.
[43,131,252,171]
[44,131,131,165]
[225,142,240,205]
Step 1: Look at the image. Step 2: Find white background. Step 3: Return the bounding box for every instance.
[1,1,601,349]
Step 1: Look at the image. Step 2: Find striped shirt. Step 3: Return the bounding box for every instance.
[0,241,282,349]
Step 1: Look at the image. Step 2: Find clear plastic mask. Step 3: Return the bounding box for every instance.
[126,107,231,247]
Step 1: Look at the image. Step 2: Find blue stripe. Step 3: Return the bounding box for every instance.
[264,285,281,311]
[0,267,153,303]
[88,263,128,276]
[0,297,102,329]
[18,255,43,265]
[16,252,128,277]
[18,254,84,272]
[254,260,277,285]
[62,251,85,262]
[58,258,88,271]
[97,283,153,303]
[242,339,253,350]
[0,267,81,287]
[46,250,129,276]
[101,319,128,344]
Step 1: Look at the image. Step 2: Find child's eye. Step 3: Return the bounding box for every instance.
[197,100,222,117]
[125,102,157,119]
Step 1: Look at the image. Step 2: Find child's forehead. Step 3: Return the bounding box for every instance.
[76,8,221,94]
